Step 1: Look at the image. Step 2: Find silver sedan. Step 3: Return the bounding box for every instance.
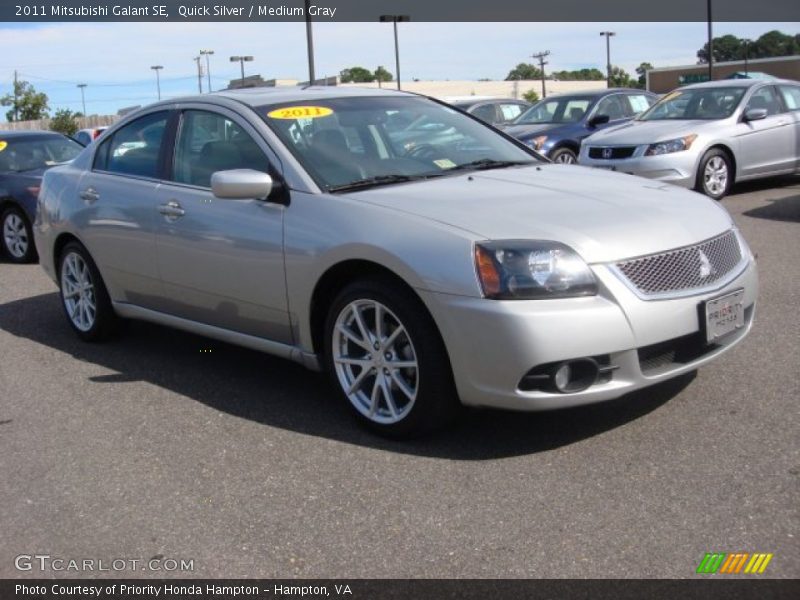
[579,79,800,199]
[35,87,757,437]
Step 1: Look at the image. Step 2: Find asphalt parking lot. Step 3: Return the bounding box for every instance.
[0,177,798,579]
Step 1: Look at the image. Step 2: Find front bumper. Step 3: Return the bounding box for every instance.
[578,145,700,189]
[420,256,757,411]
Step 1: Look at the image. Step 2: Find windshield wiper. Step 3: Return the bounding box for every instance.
[328,174,430,193]
[446,159,534,173]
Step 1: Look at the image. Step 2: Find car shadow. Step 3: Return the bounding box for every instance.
[742,195,800,223]
[0,292,693,460]
[729,173,800,198]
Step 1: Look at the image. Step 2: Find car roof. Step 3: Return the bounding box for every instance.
[451,98,527,107]
[0,130,67,139]
[536,88,655,101]
[680,78,797,91]
[209,85,416,107]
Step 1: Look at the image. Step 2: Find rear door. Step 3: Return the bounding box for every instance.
[154,106,291,343]
[776,83,800,172]
[76,110,172,307]
[736,85,794,177]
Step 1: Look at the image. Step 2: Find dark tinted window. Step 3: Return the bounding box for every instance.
[172,110,269,188]
[470,103,498,123]
[594,94,627,120]
[746,86,782,116]
[95,111,168,178]
[0,135,82,173]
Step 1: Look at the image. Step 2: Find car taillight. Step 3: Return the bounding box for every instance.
[27,186,41,198]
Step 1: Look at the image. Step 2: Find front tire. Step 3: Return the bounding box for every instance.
[550,147,577,164]
[696,149,732,200]
[1,205,37,263]
[323,278,459,438]
[58,241,118,342]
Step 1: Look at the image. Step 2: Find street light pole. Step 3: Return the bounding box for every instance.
[707,0,714,81]
[193,56,203,93]
[200,50,214,92]
[230,56,254,88]
[599,31,616,88]
[304,0,315,84]
[531,50,550,98]
[379,15,410,90]
[743,39,751,75]
[77,83,87,115]
[150,65,163,100]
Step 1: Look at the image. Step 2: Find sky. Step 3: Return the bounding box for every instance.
[0,21,797,120]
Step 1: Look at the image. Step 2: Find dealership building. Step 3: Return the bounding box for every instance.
[646,55,800,93]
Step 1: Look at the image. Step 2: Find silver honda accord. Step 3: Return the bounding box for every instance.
[34,87,758,437]
[579,79,800,199]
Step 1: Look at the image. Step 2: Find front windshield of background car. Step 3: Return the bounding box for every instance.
[513,96,593,125]
[258,96,540,191]
[0,136,83,173]
[638,87,747,121]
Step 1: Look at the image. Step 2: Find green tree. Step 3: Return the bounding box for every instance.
[505,63,543,81]
[49,108,82,137]
[339,66,375,83]
[522,89,540,104]
[373,66,393,84]
[1,79,49,122]
[636,62,654,88]
[697,30,799,64]
[609,66,636,88]
[551,68,605,81]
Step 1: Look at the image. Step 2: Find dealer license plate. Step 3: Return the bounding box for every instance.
[704,289,745,343]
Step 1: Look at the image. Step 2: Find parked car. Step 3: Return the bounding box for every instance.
[579,79,800,199]
[1,131,84,262]
[448,97,531,127]
[504,89,658,163]
[74,127,108,146]
[35,88,757,437]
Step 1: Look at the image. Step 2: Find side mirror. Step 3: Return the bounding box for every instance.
[211,169,273,200]
[588,114,610,128]
[744,108,768,122]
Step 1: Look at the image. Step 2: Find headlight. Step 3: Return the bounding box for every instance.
[475,241,598,299]
[645,134,697,156]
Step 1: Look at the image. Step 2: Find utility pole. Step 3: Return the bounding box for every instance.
[193,56,203,94]
[77,83,87,115]
[13,69,19,122]
[304,0,315,84]
[599,31,616,88]
[531,50,550,98]
[707,0,714,82]
[200,50,214,92]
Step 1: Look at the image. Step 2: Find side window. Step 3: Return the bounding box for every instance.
[94,111,168,178]
[594,95,627,120]
[172,110,269,188]
[746,86,781,116]
[626,94,654,116]
[777,85,800,112]
[470,104,498,124]
[498,103,524,123]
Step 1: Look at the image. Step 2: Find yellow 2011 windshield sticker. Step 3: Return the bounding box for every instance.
[267,106,333,120]
[0,141,7,152]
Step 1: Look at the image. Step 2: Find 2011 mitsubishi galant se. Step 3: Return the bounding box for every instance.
[34,87,758,437]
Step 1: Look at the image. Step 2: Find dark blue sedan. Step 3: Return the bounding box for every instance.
[503,88,658,163]
[1,131,84,262]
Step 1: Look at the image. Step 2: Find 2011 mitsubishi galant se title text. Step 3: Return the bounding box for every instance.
[34,87,758,437]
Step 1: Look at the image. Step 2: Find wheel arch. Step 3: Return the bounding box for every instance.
[699,143,737,184]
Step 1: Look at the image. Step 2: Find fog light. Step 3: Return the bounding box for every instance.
[553,364,571,391]
[550,358,600,393]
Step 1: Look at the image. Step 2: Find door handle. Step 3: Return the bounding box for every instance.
[158,200,185,219]
[80,188,100,203]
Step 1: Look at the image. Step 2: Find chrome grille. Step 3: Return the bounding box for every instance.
[616,230,743,296]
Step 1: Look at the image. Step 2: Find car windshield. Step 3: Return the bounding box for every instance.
[638,87,746,121]
[259,96,540,191]
[513,96,593,125]
[0,136,83,173]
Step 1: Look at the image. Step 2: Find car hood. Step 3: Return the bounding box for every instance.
[503,122,565,139]
[586,119,714,145]
[344,164,733,264]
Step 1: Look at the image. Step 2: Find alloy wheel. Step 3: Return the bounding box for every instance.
[3,212,29,259]
[554,152,576,164]
[332,299,419,424]
[703,156,728,197]
[61,252,97,332]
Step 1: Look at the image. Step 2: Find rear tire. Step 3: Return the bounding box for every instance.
[695,148,732,200]
[1,205,37,263]
[58,241,118,342]
[323,278,459,438]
